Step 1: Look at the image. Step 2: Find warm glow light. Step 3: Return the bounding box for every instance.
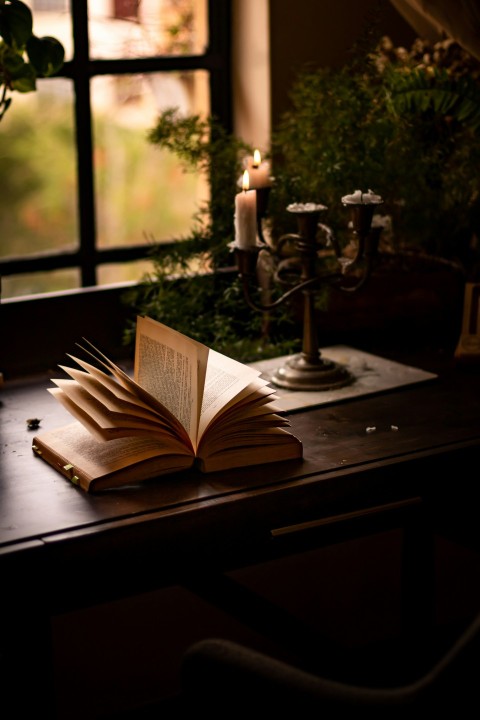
[242,170,250,191]
[253,149,261,167]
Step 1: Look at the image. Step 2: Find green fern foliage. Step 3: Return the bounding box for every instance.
[387,67,480,131]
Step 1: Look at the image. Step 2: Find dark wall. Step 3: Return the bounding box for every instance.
[269,0,416,125]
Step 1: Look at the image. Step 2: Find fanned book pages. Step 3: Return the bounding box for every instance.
[32,316,303,492]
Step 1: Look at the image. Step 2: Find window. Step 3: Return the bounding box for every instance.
[34,0,67,10]
[0,0,232,300]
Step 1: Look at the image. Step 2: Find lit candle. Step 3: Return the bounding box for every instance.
[235,170,257,249]
[245,149,271,189]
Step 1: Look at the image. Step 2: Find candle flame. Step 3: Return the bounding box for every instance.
[253,149,261,168]
[242,169,250,191]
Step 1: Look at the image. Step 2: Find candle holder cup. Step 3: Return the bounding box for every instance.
[234,195,383,391]
[256,186,271,244]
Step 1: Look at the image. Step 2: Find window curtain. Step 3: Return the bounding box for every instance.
[390,0,480,59]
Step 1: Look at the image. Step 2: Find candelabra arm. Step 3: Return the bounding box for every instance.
[257,217,267,245]
[318,223,342,257]
[351,234,366,265]
[336,255,373,293]
[334,226,381,293]
[276,233,300,255]
[239,272,323,313]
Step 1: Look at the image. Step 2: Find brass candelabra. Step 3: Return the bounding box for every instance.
[234,191,383,391]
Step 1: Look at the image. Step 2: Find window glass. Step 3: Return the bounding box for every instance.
[87,0,208,58]
[1,268,81,299]
[97,259,157,286]
[1,0,221,301]
[0,79,77,259]
[92,70,210,250]
[33,1,68,12]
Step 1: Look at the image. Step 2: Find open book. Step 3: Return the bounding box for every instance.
[32,316,303,492]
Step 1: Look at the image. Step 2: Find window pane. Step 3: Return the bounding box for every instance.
[88,0,208,58]
[1,268,81,299]
[33,1,68,12]
[97,259,157,286]
[0,79,78,259]
[92,70,210,250]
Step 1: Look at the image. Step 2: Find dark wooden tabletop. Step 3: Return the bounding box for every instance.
[2,344,480,582]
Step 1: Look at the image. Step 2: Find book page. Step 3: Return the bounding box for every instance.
[134,316,209,445]
[49,381,182,441]
[197,348,264,444]
[197,427,303,473]
[60,363,175,425]
[33,422,194,492]
[71,345,189,440]
[47,422,192,471]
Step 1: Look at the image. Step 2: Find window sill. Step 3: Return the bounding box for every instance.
[1,283,138,379]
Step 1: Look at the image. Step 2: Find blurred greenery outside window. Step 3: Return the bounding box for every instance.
[0,0,225,299]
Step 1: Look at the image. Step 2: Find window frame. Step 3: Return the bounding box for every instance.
[0,0,232,378]
[0,0,232,290]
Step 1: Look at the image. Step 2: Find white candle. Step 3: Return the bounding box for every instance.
[235,170,257,248]
[245,149,271,189]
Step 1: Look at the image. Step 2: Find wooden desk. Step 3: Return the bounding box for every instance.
[1,346,480,716]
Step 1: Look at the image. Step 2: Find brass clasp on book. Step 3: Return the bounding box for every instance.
[63,463,79,485]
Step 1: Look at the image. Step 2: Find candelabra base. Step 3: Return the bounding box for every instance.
[271,353,353,391]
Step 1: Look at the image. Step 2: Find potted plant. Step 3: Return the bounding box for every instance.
[0,0,65,122]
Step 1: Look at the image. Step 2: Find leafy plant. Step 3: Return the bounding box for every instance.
[270,35,480,272]
[126,33,480,359]
[269,60,392,244]
[124,109,300,360]
[0,0,65,122]
[387,67,480,130]
[378,35,480,131]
